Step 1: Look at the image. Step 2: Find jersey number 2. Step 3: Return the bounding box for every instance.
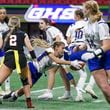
[9,35,17,46]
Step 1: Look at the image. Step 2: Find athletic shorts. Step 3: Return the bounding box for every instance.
[0,50,4,57]
[88,50,110,72]
[28,61,42,85]
[4,51,27,69]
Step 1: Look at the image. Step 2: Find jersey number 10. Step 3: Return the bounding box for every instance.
[75,30,83,39]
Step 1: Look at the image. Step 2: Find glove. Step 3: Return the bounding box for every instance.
[33,60,40,72]
[70,60,82,70]
[26,54,31,60]
[81,52,95,61]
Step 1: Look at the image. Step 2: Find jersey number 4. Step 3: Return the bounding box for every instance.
[9,35,17,46]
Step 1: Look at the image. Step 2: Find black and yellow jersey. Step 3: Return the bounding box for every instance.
[2,29,26,52]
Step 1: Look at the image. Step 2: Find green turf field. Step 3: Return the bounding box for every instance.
[0,69,110,110]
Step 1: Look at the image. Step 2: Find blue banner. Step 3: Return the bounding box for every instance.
[24,4,82,23]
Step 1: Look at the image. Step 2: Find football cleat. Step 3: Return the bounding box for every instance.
[58,92,72,100]
[3,91,13,100]
[8,93,18,102]
[37,92,53,100]
[85,85,98,99]
[75,94,84,102]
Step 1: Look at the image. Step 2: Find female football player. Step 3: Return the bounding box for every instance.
[0,16,36,108]
[0,7,11,95]
[3,41,84,101]
[81,0,110,103]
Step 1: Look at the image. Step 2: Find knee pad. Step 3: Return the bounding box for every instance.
[20,77,29,86]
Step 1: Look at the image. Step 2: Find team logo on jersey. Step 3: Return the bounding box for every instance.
[24,5,82,23]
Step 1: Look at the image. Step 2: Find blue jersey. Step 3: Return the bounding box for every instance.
[64,46,86,62]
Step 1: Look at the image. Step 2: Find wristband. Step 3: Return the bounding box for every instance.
[29,50,36,59]
[94,48,104,56]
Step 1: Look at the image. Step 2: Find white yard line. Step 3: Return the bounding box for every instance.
[31,86,65,94]
[31,83,89,94]
[92,99,105,103]
[31,85,105,103]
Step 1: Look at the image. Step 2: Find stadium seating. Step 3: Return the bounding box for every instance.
[0,0,109,5]
[0,0,36,4]
[39,0,46,4]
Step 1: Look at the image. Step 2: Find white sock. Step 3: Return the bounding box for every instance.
[87,75,95,88]
[46,89,52,93]
[5,77,10,91]
[64,90,71,95]
[77,69,87,90]
[76,87,82,96]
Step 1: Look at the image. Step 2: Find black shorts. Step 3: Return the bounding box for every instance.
[4,51,27,69]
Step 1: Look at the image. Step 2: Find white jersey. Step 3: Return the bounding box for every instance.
[34,47,59,73]
[0,22,9,61]
[0,22,9,34]
[66,20,86,42]
[83,18,110,51]
[46,26,67,46]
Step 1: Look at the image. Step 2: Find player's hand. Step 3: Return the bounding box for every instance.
[81,52,95,61]
[70,60,82,70]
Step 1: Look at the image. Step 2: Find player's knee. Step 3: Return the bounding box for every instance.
[66,72,74,80]
[20,77,29,86]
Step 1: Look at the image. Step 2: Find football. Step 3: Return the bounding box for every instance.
[70,61,85,71]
